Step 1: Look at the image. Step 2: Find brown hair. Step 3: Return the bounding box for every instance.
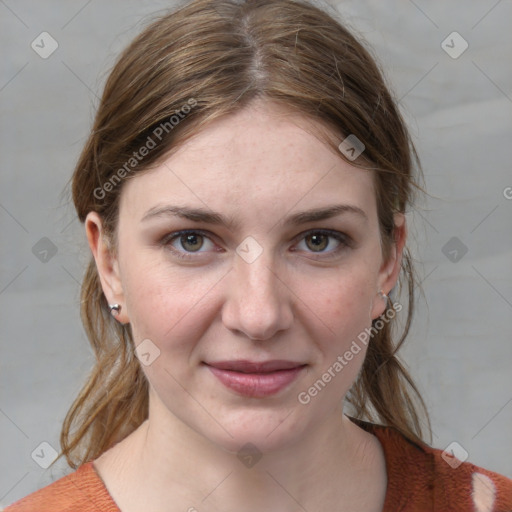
[60,0,430,469]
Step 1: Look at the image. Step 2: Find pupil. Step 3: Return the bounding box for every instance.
[308,234,327,251]
[182,234,202,251]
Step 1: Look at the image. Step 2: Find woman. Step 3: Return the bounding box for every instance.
[5,0,512,510]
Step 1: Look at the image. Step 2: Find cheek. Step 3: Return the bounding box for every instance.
[291,275,375,411]
[301,274,377,394]
[121,256,222,347]
[123,267,172,339]
[301,268,376,342]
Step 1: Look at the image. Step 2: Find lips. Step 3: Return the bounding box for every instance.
[207,360,305,373]
[204,360,307,398]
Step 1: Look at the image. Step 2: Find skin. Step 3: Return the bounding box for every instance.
[86,99,406,512]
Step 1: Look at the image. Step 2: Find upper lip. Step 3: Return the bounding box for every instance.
[205,360,306,373]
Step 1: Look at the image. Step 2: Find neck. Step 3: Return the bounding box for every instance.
[95,397,386,512]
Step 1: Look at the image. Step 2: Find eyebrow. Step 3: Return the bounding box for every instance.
[140,204,368,228]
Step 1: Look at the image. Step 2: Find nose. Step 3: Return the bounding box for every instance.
[221,254,294,341]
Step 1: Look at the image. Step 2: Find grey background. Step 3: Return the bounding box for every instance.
[1,0,511,506]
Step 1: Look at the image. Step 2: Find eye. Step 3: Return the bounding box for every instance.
[160,228,351,261]
[293,230,350,257]
[161,230,217,258]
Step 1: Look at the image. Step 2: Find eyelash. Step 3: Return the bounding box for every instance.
[159,229,352,261]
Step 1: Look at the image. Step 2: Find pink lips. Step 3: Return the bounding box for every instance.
[205,360,307,398]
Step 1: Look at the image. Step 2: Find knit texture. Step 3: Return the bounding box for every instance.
[4,420,512,511]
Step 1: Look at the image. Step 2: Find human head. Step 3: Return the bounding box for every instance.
[62,0,428,468]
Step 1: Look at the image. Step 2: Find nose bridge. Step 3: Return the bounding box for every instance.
[239,250,275,290]
[223,251,292,340]
[236,254,282,314]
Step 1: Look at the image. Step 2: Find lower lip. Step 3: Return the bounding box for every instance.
[206,364,306,398]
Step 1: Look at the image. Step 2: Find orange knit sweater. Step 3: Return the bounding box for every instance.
[4,420,512,511]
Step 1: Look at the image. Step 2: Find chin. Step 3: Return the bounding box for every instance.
[202,404,309,456]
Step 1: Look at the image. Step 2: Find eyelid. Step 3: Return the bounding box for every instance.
[161,228,210,244]
[294,228,351,243]
[292,228,352,255]
[160,228,352,260]
[160,229,220,259]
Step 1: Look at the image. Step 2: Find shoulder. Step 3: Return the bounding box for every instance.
[429,445,512,512]
[2,462,120,512]
[351,417,512,512]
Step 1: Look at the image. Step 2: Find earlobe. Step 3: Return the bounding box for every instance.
[370,213,407,320]
[85,211,129,324]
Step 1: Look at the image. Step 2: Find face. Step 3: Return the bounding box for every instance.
[86,99,405,453]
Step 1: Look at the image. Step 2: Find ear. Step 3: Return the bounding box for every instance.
[370,212,407,320]
[85,211,130,324]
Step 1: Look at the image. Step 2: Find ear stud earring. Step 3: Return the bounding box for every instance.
[379,290,389,304]
[109,304,121,316]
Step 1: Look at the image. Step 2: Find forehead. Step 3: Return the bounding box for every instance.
[119,100,377,225]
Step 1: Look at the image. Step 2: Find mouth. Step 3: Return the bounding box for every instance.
[203,360,307,398]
